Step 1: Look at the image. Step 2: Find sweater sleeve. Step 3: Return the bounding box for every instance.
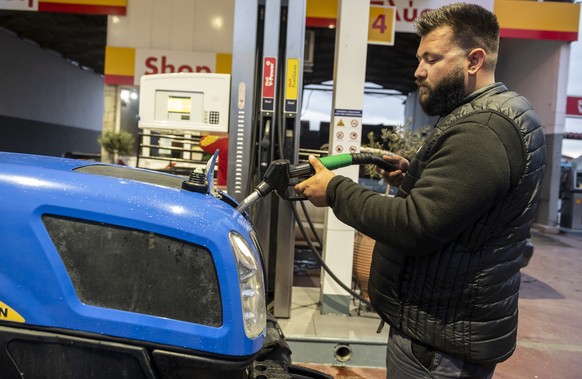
[326,121,511,257]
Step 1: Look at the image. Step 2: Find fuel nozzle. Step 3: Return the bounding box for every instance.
[235,153,398,214]
[235,160,292,213]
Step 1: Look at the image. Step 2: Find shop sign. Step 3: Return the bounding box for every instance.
[308,0,493,31]
[134,48,216,85]
[381,0,494,33]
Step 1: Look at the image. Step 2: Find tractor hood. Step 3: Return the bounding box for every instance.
[0,152,266,359]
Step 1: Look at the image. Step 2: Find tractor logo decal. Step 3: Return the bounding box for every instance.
[0,301,25,323]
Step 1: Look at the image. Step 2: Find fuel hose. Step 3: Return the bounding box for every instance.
[289,153,398,178]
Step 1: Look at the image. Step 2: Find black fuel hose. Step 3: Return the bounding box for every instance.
[239,153,395,307]
[290,202,372,308]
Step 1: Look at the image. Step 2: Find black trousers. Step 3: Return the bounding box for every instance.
[386,327,496,379]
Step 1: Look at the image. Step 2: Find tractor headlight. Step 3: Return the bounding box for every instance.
[229,231,266,339]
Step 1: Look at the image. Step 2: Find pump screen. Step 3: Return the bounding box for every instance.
[167,96,192,120]
[154,90,204,123]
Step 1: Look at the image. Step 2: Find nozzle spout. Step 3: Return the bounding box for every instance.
[235,190,262,213]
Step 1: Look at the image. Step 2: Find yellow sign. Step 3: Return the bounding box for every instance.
[0,301,25,323]
[494,0,580,41]
[285,58,300,113]
[368,6,396,46]
[285,58,300,101]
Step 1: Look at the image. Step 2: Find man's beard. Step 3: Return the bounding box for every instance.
[417,66,466,116]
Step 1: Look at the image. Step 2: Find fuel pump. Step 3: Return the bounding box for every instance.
[227,0,306,317]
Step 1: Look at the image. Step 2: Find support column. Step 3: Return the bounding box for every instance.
[227,0,260,202]
[320,0,370,315]
[498,39,571,232]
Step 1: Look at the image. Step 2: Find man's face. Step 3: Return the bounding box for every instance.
[415,26,468,116]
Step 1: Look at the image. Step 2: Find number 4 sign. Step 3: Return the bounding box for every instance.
[368,6,396,46]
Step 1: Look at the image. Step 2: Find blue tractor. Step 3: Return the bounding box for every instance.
[0,151,330,379]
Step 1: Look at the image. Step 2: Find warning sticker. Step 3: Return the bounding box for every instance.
[331,109,362,156]
[0,301,25,323]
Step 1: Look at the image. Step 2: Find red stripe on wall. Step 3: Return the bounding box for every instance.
[38,3,126,16]
[306,17,336,28]
[500,28,578,42]
[104,74,134,85]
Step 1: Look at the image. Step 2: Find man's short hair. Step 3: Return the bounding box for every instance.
[414,2,500,69]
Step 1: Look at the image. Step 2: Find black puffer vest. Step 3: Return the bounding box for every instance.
[368,83,546,363]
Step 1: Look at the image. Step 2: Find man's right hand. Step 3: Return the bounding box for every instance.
[294,155,335,207]
[378,154,409,187]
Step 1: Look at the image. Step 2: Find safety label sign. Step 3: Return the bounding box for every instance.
[332,108,362,155]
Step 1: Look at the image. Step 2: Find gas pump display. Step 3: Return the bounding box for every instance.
[136,73,231,174]
[164,94,196,121]
[139,73,230,134]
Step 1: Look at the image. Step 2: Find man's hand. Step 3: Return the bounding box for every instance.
[294,155,335,207]
[378,154,409,187]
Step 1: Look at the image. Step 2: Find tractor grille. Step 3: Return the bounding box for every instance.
[43,215,222,327]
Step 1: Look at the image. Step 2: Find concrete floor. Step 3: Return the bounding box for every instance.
[284,229,582,378]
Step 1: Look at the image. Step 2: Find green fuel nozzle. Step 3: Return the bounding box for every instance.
[289,153,397,178]
[235,153,398,213]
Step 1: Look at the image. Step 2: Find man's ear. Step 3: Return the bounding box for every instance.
[467,48,486,74]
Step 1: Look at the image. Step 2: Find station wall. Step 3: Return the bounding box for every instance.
[0,28,104,157]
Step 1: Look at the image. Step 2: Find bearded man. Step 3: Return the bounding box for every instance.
[295,3,546,378]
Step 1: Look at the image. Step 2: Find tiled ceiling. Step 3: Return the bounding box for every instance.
[303,27,419,94]
[0,10,419,94]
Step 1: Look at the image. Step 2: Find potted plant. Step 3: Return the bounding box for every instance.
[364,119,431,178]
[98,130,136,164]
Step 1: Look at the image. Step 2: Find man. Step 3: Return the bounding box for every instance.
[295,3,546,378]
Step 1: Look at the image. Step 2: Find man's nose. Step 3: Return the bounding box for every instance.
[414,62,426,80]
